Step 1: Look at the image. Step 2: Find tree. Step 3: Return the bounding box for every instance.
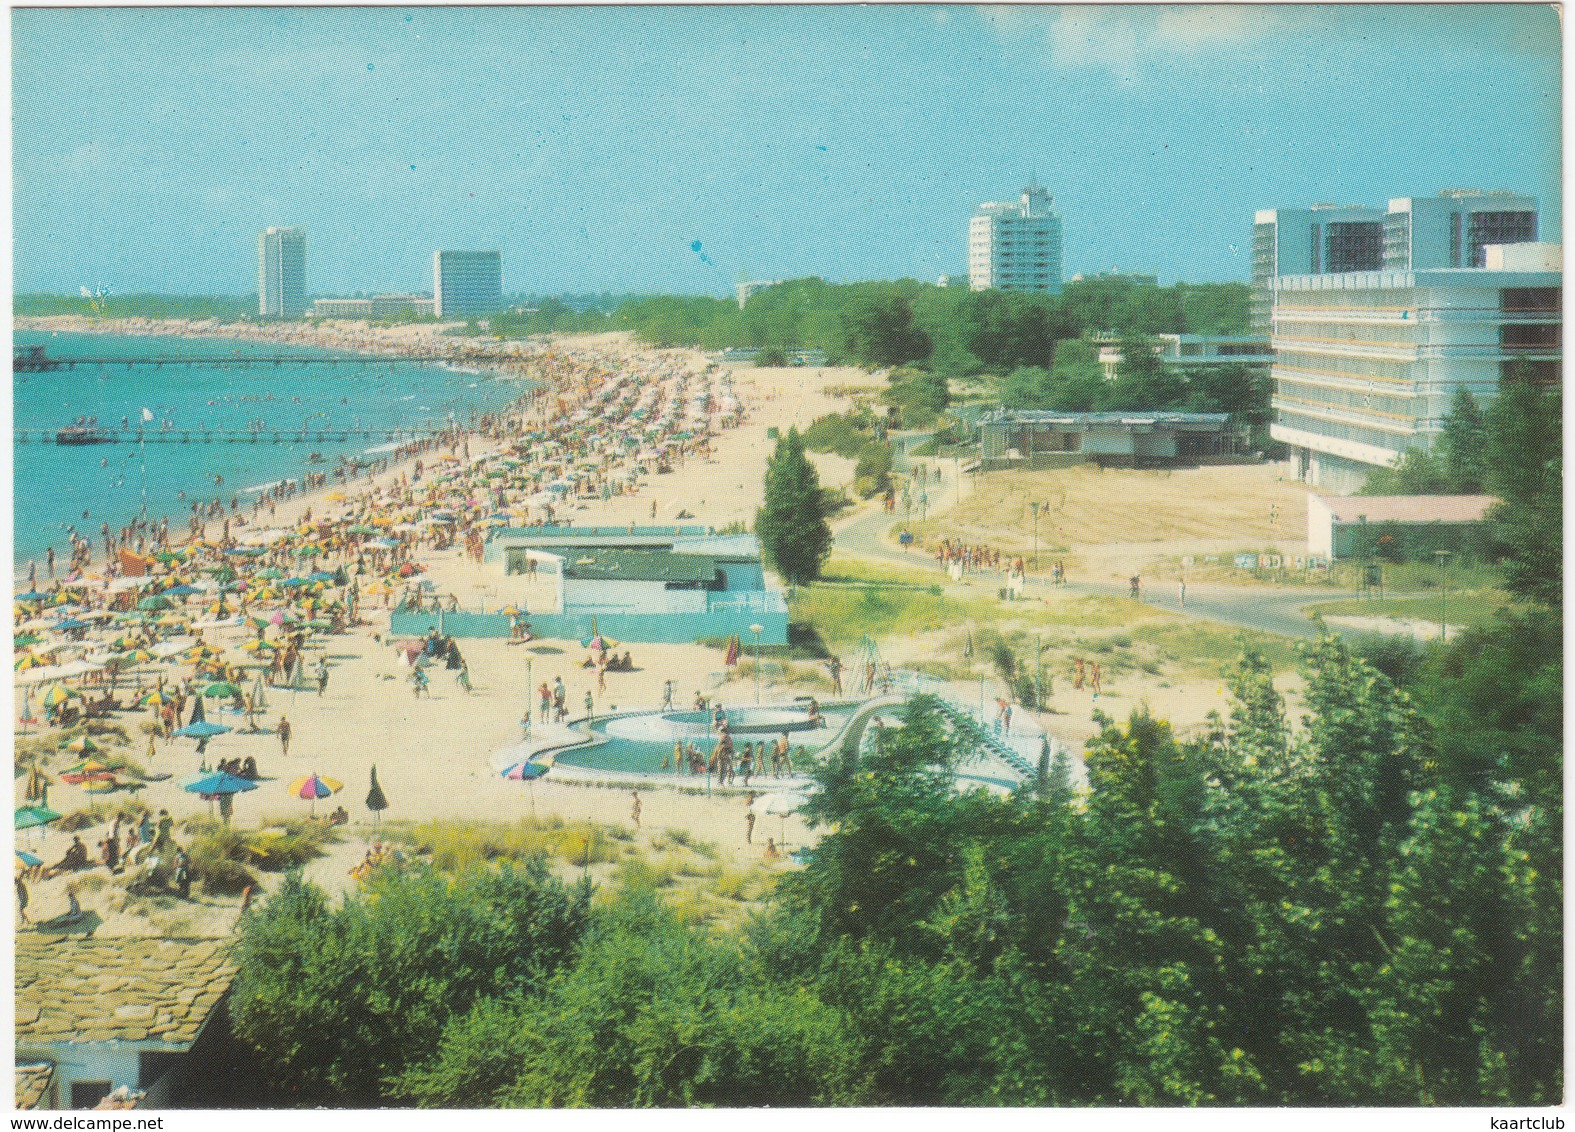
[756,427,833,585]
[1485,371,1561,608]
[1439,387,1490,493]
[840,294,931,368]
[1360,449,1450,495]
[1108,332,1185,410]
[229,862,592,1105]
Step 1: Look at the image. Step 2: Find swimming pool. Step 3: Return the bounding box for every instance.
[556,702,859,776]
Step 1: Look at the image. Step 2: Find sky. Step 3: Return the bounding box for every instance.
[11,4,1563,297]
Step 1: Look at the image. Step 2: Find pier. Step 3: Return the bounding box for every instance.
[15,427,449,446]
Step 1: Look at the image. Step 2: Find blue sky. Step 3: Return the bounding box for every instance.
[11,5,1562,297]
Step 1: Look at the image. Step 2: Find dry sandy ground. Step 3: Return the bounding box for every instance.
[910,462,1312,582]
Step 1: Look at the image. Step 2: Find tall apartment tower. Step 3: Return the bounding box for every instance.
[968,183,1063,293]
[1382,189,1538,270]
[1251,205,1385,332]
[433,250,503,319]
[257,227,307,319]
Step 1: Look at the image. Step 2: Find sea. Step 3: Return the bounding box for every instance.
[11,329,529,575]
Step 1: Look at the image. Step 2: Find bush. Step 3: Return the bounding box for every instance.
[854,440,893,494]
[230,861,593,1105]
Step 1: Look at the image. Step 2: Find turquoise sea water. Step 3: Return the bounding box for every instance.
[11,329,526,573]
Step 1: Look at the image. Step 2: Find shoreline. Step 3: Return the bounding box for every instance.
[13,318,552,583]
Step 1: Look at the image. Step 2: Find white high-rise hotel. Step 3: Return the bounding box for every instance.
[969,184,1063,293]
[258,227,306,319]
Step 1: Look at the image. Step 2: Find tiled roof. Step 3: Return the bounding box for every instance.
[15,937,235,1048]
[15,1063,52,1110]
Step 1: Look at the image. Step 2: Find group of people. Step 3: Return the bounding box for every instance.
[663,727,799,782]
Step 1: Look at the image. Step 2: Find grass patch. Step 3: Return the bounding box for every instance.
[1131,622,1299,675]
[385,817,625,872]
[790,582,968,646]
[658,828,720,860]
[1305,589,1511,632]
[819,554,940,589]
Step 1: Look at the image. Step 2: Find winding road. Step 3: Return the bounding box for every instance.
[833,492,1387,642]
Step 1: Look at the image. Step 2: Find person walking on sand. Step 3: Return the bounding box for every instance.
[661,679,675,712]
[1178,579,1186,608]
[457,660,472,694]
[277,715,292,757]
[1073,657,1085,691]
[745,808,756,844]
[316,657,329,697]
[630,790,642,829]
[1091,662,1102,696]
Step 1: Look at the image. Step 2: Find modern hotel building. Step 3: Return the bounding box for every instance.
[968,184,1063,293]
[258,227,307,319]
[1269,243,1561,493]
[433,250,503,319]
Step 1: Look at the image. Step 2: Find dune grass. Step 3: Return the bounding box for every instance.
[384,816,630,872]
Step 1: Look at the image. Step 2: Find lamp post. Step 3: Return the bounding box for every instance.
[1031,500,1040,570]
[749,623,764,705]
[1434,549,1452,642]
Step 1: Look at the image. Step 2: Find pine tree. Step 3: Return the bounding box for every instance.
[1439,387,1490,493]
[756,427,833,585]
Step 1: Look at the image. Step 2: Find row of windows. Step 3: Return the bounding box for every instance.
[1273,320,1419,346]
[1275,352,1416,383]
[1273,378,1417,419]
[1276,410,1415,450]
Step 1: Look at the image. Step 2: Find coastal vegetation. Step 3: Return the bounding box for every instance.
[756,428,834,585]
[228,623,1561,1107]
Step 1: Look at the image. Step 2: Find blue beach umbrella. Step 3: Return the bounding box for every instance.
[183,771,257,796]
[174,719,232,739]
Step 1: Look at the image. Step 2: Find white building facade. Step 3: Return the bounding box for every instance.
[434,250,503,318]
[1095,333,1273,381]
[1383,190,1538,271]
[1251,205,1386,332]
[968,184,1063,293]
[1269,246,1561,493]
[257,226,307,319]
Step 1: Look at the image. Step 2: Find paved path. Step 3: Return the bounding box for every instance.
[833,500,1372,641]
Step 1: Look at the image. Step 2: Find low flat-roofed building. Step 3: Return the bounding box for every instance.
[979,408,1238,468]
[311,297,372,318]
[15,936,236,1109]
[1094,332,1273,380]
[1307,493,1497,561]
[394,526,786,643]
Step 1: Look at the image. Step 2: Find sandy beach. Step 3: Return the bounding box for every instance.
[14,320,872,934]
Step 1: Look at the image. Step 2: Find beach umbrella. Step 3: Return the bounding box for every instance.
[503,755,553,781]
[366,765,388,825]
[136,595,174,611]
[16,590,50,603]
[13,633,42,649]
[749,791,810,849]
[14,654,45,671]
[174,718,231,739]
[41,685,78,707]
[14,804,61,830]
[204,682,243,698]
[289,773,343,815]
[65,736,101,754]
[137,689,172,707]
[15,848,42,868]
[185,771,256,796]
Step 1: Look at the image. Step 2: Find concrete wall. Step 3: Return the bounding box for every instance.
[391,603,788,645]
[1307,494,1336,559]
[561,578,708,614]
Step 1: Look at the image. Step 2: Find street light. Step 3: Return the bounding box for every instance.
[1434,549,1452,642]
[749,623,764,705]
[1030,500,1040,570]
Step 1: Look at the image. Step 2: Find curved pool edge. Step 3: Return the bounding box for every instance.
[488,699,868,788]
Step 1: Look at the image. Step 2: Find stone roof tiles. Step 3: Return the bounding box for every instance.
[15,936,235,1049]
